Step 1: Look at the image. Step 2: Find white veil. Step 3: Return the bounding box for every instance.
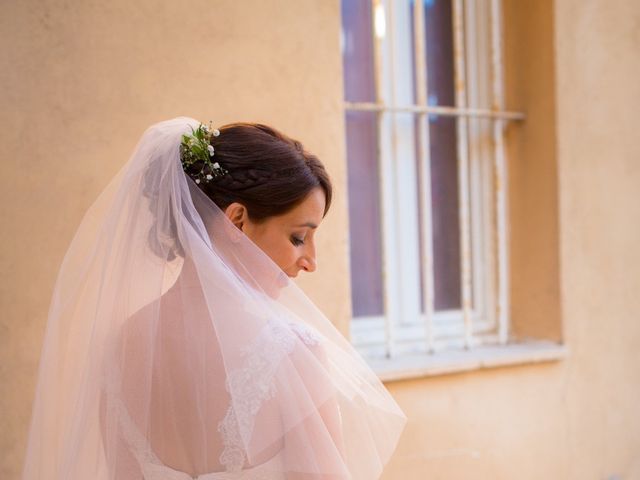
[21,117,407,479]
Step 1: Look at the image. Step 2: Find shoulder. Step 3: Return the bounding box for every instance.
[287,321,322,348]
[285,320,330,366]
[256,317,326,362]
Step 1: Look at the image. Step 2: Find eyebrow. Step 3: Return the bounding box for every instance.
[294,222,318,229]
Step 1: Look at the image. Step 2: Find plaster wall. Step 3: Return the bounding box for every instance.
[2,0,640,479]
[383,1,640,478]
[0,1,349,478]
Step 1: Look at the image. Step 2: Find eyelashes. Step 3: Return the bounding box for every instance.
[291,236,304,246]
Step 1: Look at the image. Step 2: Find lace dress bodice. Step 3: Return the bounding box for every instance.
[103,317,322,480]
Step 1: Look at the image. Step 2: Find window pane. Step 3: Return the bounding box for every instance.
[345,111,384,317]
[428,117,461,311]
[341,0,384,317]
[341,0,376,104]
[410,0,462,311]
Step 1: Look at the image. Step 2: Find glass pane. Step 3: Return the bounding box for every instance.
[345,111,384,317]
[341,0,376,103]
[424,0,456,108]
[341,0,384,317]
[410,0,462,311]
[428,116,461,311]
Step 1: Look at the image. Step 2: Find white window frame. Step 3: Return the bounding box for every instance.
[344,0,528,362]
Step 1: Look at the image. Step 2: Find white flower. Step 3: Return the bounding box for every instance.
[213,162,220,169]
[206,174,213,180]
[195,178,201,184]
[208,145,215,156]
[212,129,220,137]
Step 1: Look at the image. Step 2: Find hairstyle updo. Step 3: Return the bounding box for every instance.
[144,121,333,261]
[184,122,332,222]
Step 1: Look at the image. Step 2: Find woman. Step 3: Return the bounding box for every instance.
[21,117,407,479]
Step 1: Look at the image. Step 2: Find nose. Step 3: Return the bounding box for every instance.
[300,257,317,273]
[299,245,317,273]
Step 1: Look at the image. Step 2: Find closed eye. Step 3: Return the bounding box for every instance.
[291,236,304,246]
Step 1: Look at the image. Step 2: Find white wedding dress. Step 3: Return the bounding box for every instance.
[21,117,407,480]
[112,395,286,480]
[103,316,322,480]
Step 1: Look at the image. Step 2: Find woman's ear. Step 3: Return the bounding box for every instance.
[224,202,246,231]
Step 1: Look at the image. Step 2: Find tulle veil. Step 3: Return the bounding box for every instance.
[21,116,407,479]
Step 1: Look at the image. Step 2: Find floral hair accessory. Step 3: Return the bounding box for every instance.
[180,121,229,185]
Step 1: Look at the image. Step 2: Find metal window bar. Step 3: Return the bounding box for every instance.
[464,0,491,346]
[411,0,436,353]
[490,0,510,344]
[384,0,408,358]
[343,101,524,120]
[452,0,474,349]
[372,0,398,358]
[347,0,524,359]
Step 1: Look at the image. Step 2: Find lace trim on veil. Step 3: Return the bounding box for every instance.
[101,318,322,475]
[217,318,321,472]
[101,365,168,476]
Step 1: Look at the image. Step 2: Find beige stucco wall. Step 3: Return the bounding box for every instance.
[383,1,640,478]
[554,0,640,475]
[384,0,640,478]
[0,1,350,478]
[2,0,639,479]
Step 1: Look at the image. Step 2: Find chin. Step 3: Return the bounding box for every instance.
[278,271,293,284]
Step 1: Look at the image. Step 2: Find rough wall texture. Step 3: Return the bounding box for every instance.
[3,0,640,479]
[0,1,349,478]
[384,0,640,478]
[554,0,640,477]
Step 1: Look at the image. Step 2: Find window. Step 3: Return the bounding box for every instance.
[340,0,526,362]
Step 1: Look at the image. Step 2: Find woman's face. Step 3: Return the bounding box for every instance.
[224,187,325,278]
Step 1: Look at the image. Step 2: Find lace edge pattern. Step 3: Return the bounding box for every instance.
[217,318,323,472]
[101,367,167,474]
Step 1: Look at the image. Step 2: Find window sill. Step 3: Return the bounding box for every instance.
[367,340,569,383]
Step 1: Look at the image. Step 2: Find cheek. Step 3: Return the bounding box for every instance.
[276,241,299,267]
[260,232,298,269]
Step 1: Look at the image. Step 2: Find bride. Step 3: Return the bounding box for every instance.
[21,117,407,479]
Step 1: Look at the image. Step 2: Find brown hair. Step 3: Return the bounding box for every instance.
[184,122,332,222]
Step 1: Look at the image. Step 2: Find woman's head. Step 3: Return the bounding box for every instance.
[190,123,332,219]
[184,122,333,277]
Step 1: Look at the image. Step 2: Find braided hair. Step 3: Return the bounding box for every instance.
[184,122,332,223]
[144,122,332,261]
